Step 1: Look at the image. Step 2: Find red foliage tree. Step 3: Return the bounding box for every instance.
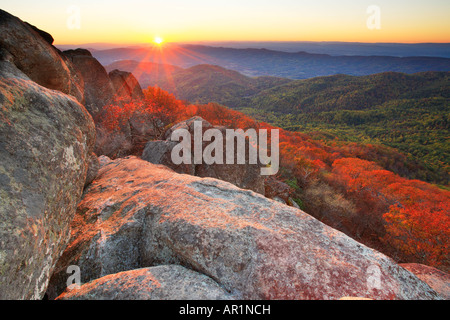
[383,200,449,268]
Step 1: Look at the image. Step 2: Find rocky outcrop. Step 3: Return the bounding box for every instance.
[62,49,136,158]
[142,117,265,194]
[109,69,145,102]
[0,9,84,102]
[0,8,139,161]
[401,264,450,299]
[47,157,441,300]
[63,49,116,118]
[162,116,212,141]
[98,155,113,167]
[0,60,95,299]
[56,265,234,300]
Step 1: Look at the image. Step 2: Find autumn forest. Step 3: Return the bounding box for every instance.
[99,83,449,272]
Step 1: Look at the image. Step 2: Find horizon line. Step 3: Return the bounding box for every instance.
[54,40,450,46]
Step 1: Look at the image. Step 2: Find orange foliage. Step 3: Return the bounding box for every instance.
[328,157,449,269]
[101,87,195,134]
[384,201,449,267]
[194,103,258,129]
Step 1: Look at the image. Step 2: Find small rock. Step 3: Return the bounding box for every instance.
[142,116,265,194]
[98,155,113,168]
[84,152,100,188]
[56,265,235,300]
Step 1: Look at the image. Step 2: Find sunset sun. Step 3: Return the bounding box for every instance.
[154,37,164,45]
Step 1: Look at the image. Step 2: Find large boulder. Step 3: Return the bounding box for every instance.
[400,264,450,300]
[142,140,194,174]
[47,157,441,300]
[0,9,84,102]
[142,117,265,194]
[264,176,292,203]
[162,116,213,141]
[0,60,95,299]
[109,69,145,102]
[56,265,234,300]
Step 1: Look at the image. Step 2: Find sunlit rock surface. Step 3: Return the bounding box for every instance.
[47,156,441,300]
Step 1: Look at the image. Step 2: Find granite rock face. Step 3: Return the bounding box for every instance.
[109,69,145,102]
[47,157,441,300]
[0,60,95,299]
[63,49,116,118]
[0,8,445,302]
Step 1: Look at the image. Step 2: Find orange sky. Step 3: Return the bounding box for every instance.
[2,1,450,44]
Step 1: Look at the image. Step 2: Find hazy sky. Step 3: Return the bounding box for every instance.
[2,0,450,44]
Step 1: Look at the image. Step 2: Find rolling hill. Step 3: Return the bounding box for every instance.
[104,60,183,89]
[105,61,292,106]
[241,72,450,185]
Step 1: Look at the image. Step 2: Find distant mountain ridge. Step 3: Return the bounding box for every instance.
[191,42,450,58]
[94,44,450,79]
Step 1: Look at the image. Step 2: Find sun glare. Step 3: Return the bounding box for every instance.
[154,37,164,45]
